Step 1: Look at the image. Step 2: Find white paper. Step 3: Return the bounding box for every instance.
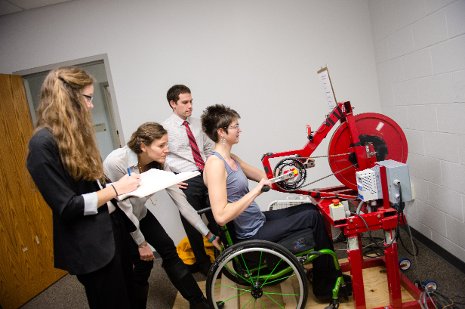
[317,67,337,109]
[118,169,200,200]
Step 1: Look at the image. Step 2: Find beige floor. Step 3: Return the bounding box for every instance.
[173,265,416,308]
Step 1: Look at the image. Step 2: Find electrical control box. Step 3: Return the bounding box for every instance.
[329,199,346,221]
[356,169,379,201]
[374,160,413,204]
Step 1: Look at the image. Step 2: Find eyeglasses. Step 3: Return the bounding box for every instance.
[82,94,94,102]
[228,124,240,130]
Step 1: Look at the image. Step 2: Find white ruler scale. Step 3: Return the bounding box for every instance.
[317,66,338,109]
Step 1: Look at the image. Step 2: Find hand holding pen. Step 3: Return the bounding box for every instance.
[112,167,140,196]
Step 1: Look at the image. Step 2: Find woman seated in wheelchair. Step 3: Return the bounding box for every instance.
[200,104,342,301]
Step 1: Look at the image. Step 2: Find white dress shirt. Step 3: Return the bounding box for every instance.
[163,113,214,173]
[103,146,210,245]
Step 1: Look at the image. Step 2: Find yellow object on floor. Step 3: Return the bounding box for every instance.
[176,236,215,265]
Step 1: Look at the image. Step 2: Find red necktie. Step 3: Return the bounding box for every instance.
[183,121,205,170]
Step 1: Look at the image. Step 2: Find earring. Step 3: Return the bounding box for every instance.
[221,137,226,145]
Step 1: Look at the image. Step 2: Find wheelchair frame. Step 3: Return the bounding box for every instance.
[205,220,349,308]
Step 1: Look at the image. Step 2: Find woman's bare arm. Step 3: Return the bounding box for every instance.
[231,153,267,182]
[204,156,268,226]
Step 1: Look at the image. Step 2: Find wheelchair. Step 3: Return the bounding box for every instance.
[204,203,352,309]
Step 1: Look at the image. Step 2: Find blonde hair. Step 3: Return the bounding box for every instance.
[36,66,103,181]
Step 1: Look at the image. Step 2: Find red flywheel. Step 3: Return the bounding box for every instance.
[328,113,408,190]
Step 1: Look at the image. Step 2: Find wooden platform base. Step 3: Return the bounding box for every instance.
[173,264,416,308]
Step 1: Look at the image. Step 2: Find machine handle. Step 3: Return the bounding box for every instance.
[261,169,298,193]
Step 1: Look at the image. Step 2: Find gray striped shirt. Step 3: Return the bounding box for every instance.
[163,113,214,172]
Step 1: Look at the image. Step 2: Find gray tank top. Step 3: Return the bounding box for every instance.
[212,151,265,239]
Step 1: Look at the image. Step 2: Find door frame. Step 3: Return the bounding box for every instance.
[14,54,125,146]
[100,81,122,148]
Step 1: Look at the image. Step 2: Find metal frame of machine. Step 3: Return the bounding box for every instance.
[261,101,422,309]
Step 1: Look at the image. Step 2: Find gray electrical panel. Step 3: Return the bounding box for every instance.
[373,160,413,205]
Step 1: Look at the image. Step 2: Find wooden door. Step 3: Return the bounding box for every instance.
[0,74,65,309]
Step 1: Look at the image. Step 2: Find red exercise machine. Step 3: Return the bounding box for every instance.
[261,101,422,308]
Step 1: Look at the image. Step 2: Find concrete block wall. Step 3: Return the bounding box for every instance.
[368,0,465,262]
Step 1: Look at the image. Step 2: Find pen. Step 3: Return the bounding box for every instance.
[127,167,131,176]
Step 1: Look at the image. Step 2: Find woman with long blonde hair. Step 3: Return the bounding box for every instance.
[27,66,141,308]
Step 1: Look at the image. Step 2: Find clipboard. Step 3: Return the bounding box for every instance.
[117,169,200,200]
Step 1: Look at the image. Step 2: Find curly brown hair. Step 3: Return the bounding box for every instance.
[36,66,103,181]
[127,122,167,170]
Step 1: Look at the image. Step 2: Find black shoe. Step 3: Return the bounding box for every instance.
[199,262,212,277]
[190,297,210,309]
[312,272,337,302]
[340,274,352,299]
[187,263,200,273]
[314,292,332,302]
[314,274,352,302]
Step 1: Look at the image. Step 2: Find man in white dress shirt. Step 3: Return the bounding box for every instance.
[162,84,218,276]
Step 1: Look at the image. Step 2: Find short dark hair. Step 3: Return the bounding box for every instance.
[166,84,191,107]
[201,104,240,142]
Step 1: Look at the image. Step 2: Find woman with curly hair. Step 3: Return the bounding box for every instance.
[27,66,140,308]
[104,122,218,309]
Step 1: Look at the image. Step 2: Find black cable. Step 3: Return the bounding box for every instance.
[360,234,385,258]
[425,289,459,308]
[398,227,419,256]
[354,182,413,259]
[350,212,386,258]
[394,184,419,256]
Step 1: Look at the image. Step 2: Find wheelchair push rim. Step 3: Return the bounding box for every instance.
[206,240,308,308]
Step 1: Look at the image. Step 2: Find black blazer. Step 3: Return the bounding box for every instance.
[27,128,115,275]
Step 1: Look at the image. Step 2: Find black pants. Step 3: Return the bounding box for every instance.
[180,174,218,269]
[77,210,133,309]
[129,209,205,308]
[249,203,338,298]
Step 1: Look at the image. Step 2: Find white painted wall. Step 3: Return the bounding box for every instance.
[0,0,381,245]
[368,0,465,262]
